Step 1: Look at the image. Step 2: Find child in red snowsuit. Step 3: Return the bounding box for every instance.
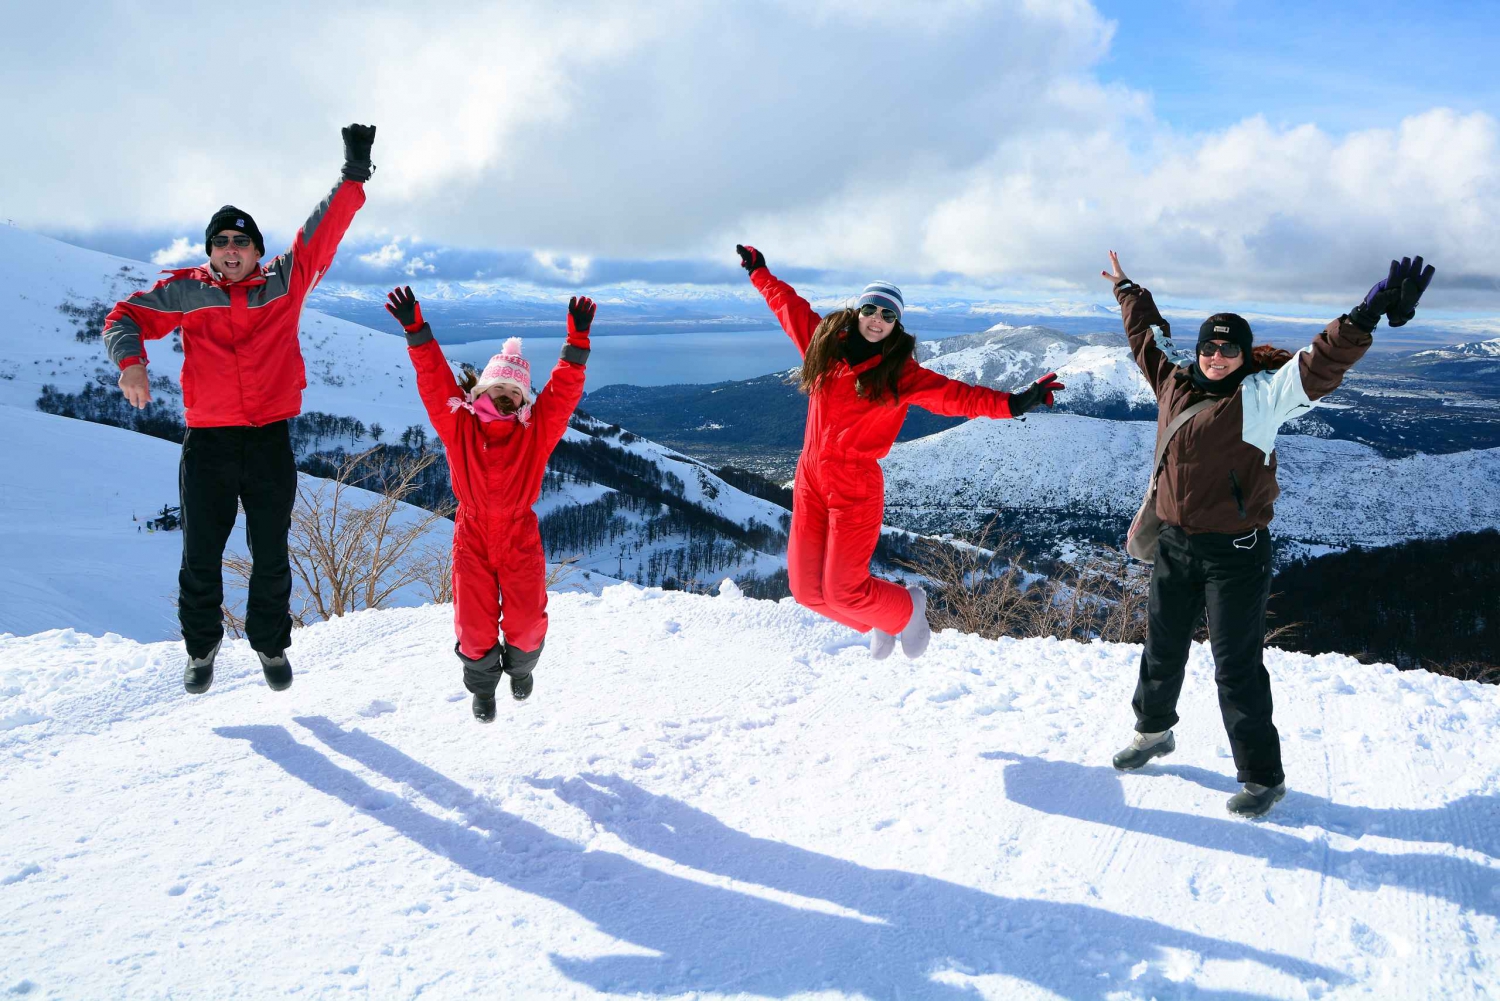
[386,287,593,721]
[737,245,1064,660]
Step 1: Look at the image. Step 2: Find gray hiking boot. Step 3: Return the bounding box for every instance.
[900,585,932,659]
[1227,782,1286,818]
[1112,729,1175,770]
[183,639,222,695]
[256,650,294,692]
[869,628,896,661]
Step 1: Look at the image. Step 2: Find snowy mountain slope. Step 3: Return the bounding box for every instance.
[0,224,792,599]
[0,408,454,644]
[3,589,1499,998]
[882,412,1500,547]
[917,324,1155,412]
[0,224,428,435]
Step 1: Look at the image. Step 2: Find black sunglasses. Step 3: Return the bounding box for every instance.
[1197,342,1242,359]
[859,303,899,324]
[211,234,255,249]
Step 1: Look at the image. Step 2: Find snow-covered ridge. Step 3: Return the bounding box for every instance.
[1410,335,1500,361]
[882,412,1500,547]
[2,589,1498,997]
[917,323,1155,409]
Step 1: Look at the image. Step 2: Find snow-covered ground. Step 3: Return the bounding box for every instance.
[2,586,1498,998]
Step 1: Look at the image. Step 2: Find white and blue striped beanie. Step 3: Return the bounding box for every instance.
[857,281,904,321]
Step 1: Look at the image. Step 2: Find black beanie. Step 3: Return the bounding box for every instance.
[205,205,265,257]
[1198,313,1253,355]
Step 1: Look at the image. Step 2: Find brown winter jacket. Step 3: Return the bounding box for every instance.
[1116,282,1372,535]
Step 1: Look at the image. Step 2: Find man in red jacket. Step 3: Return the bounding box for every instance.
[102,124,377,695]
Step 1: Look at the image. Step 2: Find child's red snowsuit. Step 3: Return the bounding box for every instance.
[408,335,586,660]
[752,268,1018,635]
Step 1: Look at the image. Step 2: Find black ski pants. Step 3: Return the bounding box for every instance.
[1133,525,1283,787]
[178,422,297,660]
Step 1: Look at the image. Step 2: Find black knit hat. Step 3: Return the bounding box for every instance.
[1198,313,1253,355]
[204,205,265,257]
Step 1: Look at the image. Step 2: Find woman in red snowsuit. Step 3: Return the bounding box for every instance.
[737,245,1064,659]
[386,287,593,721]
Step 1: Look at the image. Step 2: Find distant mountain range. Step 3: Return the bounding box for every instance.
[584,321,1500,475]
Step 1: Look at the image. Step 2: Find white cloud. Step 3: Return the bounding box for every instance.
[4,1,1497,301]
[358,241,408,270]
[149,237,199,267]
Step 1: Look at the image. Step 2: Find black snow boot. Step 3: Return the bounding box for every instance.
[503,642,543,703]
[472,692,497,723]
[1112,729,1175,770]
[1227,782,1286,818]
[183,639,221,695]
[510,673,534,702]
[256,650,293,692]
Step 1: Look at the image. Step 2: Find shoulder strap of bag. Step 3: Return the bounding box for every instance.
[1149,399,1215,488]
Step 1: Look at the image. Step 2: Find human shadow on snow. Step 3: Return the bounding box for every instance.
[989,752,1500,920]
[213,717,1345,1001]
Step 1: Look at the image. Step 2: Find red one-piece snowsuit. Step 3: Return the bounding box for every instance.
[407,334,586,661]
[752,268,1019,635]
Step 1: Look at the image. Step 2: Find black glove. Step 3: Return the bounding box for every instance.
[1349,255,1436,332]
[736,244,766,275]
[1008,372,1065,417]
[385,286,423,331]
[567,295,596,340]
[342,123,377,182]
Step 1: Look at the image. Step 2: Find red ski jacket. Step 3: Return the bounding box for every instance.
[102,179,366,428]
[407,334,587,520]
[751,268,1014,460]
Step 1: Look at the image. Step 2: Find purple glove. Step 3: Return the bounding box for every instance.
[1359,256,1436,328]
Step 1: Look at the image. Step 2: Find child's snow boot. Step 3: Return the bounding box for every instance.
[900,585,931,659]
[870,628,895,660]
[1112,729,1175,770]
[256,650,293,692]
[183,639,221,695]
[472,692,498,723]
[1227,782,1286,818]
[510,674,534,701]
[503,642,543,702]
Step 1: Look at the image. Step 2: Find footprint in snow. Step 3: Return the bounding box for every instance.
[359,700,397,718]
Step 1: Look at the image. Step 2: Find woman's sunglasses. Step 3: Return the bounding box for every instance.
[210,235,255,249]
[859,303,899,324]
[1197,342,1242,359]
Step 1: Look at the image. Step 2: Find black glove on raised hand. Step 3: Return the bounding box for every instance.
[342,123,377,182]
[385,285,423,331]
[1008,372,1065,417]
[736,244,766,275]
[567,295,596,344]
[1349,255,1436,332]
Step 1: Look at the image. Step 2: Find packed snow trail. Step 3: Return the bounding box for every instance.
[2,585,1498,999]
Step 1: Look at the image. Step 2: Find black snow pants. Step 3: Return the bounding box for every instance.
[178,421,297,660]
[1132,525,1283,787]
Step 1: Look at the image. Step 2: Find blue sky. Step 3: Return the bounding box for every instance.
[7,1,1499,309]
[1095,0,1499,133]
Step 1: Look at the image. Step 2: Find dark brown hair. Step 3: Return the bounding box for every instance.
[797,307,916,405]
[1249,344,1294,371]
[456,366,479,395]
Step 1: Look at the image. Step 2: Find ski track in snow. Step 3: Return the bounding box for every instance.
[2,586,1499,999]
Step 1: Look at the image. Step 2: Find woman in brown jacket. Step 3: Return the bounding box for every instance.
[1100,251,1435,817]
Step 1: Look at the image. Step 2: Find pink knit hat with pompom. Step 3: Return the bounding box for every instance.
[469,337,534,404]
